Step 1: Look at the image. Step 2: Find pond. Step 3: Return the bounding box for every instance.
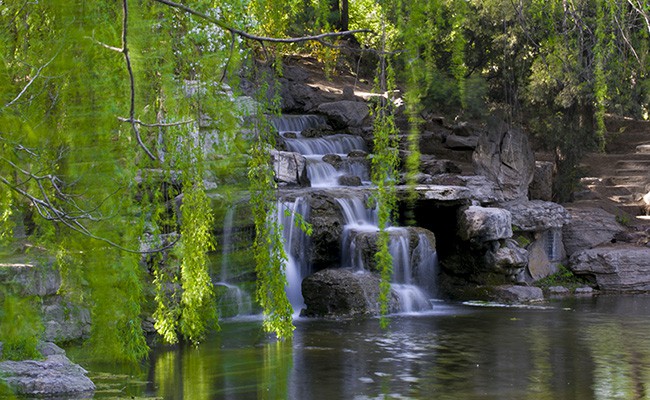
[68,295,650,399]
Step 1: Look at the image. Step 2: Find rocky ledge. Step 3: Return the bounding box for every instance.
[0,342,95,397]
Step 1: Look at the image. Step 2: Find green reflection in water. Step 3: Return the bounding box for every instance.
[585,321,650,400]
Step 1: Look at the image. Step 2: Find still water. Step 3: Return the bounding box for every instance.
[74,295,650,399]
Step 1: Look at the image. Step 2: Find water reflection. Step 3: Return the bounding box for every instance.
[64,296,650,399]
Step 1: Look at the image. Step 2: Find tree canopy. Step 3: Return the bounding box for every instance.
[1,0,648,362]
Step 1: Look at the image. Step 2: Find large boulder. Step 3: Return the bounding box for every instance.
[301,268,399,317]
[529,161,554,201]
[271,150,310,186]
[308,193,345,269]
[458,206,513,244]
[504,200,571,232]
[569,246,650,291]
[486,239,528,274]
[42,297,91,343]
[562,207,626,256]
[427,174,505,204]
[0,343,95,397]
[473,124,535,202]
[317,100,370,129]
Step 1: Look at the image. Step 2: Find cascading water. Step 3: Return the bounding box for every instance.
[277,197,311,314]
[270,114,439,316]
[217,205,253,317]
[271,115,370,187]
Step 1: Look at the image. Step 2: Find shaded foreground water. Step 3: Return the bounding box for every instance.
[66,295,650,400]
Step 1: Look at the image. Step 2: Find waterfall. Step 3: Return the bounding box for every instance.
[272,114,369,188]
[217,204,253,317]
[278,197,311,314]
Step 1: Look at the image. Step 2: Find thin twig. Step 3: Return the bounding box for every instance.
[5,54,57,108]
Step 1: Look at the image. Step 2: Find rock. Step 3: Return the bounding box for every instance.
[529,161,554,201]
[322,153,343,169]
[473,124,535,202]
[0,262,60,297]
[547,286,570,295]
[504,200,571,232]
[42,297,91,343]
[492,285,544,302]
[421,159,462,175]
[574,286,595,295]
[302,126,334,138]
[451,121,474,137]
[342,86,356,100]
[444,134,478,150]
[562,207,626,256]
[280,80,333,112]
[569,246,650,292]
[301,268,399,317]
[0,344,95,397]
[525,229,566,281]
[308,193,345,269]
[486,239,528,272]
[271,150,310,186]
[338,175,362,186]
[348,150,368,158]
[317,100,370,129]
[428,175,505,204]
[458,206,513,244]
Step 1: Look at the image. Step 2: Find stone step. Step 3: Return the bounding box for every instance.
[636,144,650,154]
[615,160,650,170]
[602,175,649,186]
[614,169,650,177]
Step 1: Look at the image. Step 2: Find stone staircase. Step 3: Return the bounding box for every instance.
[579,118,650,222]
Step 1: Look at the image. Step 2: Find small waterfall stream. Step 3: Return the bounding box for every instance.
[278,198,311,314]
[272,115,439,315]
[217,205,253,317]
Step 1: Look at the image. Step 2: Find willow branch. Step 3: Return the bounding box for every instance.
[152,0,372,44]
[117,116,194,127]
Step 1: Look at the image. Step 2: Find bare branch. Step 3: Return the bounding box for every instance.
[5,54,57,108]
[152,0,372,44]
[122,0,158,162]
[117,116,195,127]
[84,35,123,52]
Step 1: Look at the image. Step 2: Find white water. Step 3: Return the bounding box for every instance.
[272,114,369,187]
[218,205,254,316]
[278,197,311,314]
[270,114,439,315]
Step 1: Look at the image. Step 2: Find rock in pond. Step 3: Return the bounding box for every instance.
[569,246,650,292]
[491,285,544,302]
[301,268,399,317]
[0,342,95,397]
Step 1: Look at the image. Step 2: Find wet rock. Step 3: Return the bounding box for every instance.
[574,286,595,295]
[302,125,334,138]
[0,343,95,397]
[322,154,343,169]
[569,246,650,292]
[308,193,345,269]
[338,175,362,187]
[473,124,535,202]
[529,161,554,201]
[348,150,368,159]
[458,206,513,244]
[301,268,399,317]
[562,207,626,256]
[547,286,570,295]
[271,150,310,186]
[317,100,370,129]
[492,285,544,302]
